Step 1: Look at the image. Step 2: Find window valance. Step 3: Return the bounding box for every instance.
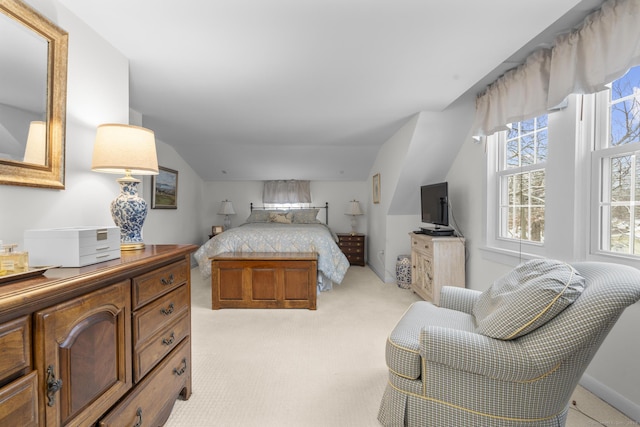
[262,180,311,203]
[472,0,640,138]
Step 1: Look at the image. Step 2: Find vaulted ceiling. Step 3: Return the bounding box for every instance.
[57,0,604,181]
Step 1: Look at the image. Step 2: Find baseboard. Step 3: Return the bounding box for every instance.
[580,374,640,422]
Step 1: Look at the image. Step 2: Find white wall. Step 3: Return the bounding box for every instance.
[0,0,128,247]
[142,140,204,246]
[367,115,418,281]
[0,0,203,252]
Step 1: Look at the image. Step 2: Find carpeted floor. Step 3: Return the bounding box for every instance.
[165,265,635,427]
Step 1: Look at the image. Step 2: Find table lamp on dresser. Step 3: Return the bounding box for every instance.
[91,123,159,250]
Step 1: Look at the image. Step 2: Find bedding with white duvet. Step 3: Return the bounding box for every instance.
[193,222,350,291]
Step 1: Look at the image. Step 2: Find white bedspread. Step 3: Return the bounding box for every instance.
[194,222,350,290]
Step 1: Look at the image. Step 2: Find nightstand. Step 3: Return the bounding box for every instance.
[337,233,366,266]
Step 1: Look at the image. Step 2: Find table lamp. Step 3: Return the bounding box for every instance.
[91,124,158,250]
[217,200,236,229]
[345,200,363,235]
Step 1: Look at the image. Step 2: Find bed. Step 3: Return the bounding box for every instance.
[193,205,350,292]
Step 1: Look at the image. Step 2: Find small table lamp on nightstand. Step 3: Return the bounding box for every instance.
[217,200,236,229]
[345,200,363,235]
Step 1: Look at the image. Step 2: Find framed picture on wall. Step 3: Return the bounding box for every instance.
[151,166,178,209]
[373,173,380,204]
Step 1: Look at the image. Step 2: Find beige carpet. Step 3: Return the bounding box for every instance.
[165,266,634,427]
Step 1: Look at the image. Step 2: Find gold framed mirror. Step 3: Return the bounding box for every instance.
[0,0,68,189]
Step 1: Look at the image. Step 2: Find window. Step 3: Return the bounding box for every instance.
[593,66,640,255]
[487,115,548,254]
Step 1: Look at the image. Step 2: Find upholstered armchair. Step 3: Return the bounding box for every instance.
[378,260,640,426]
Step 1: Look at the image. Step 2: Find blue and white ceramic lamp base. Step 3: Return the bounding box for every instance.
[111,177,148,250]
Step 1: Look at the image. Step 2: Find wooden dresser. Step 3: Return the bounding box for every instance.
[0,244,196,427]
[409,233,465,304]
[337,233,366,266]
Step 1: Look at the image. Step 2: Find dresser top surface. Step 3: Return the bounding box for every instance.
[0,244,197,321]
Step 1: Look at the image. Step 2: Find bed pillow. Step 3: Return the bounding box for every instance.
[269,211,293,224]
[292,209,320,224]
[472,259,585,340]
[246,210,271,223]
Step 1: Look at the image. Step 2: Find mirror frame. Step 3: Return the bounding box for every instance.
[0,0,68,189]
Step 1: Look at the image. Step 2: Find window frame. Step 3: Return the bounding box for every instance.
[590,85,640,260]
[485,120,548,258]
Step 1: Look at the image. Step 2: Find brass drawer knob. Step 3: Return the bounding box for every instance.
[161,303,175,316]
[133,408,143,427]
[46,365,63,407]
[173,358,187,376]
[162,332,175,346]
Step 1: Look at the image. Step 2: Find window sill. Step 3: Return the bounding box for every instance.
[479,245,541,267]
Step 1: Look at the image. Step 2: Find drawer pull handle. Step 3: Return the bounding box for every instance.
[173,358,187,376]
[162,332,175,346]
[133,408,143,427]
[161,303,175,316]
[161,274,175,286]
[46,365,63,407]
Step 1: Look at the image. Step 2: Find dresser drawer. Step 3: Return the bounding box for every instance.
[340,245,362,254]
[133,285,189,345]
[132,259,189,309]
[339,235,364,244]
[0,371,38,426]
[100,338,191,427]
[346,254,364,263]
[134,312,190,382]
[0,316,30,384]
[411,236,434,256]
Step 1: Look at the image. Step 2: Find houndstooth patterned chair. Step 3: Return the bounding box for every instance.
[378,260,640,426]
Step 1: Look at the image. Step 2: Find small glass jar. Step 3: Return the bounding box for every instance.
[0,243,29,276]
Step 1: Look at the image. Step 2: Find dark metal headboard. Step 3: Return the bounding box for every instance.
[250,202,329,225]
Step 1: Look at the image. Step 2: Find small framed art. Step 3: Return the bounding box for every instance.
[151,166,178,209]
[373,173,380,204]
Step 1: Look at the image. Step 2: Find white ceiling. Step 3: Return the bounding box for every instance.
[57,0,603,181]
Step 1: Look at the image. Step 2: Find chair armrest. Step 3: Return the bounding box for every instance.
[438,287,482,313]
[420,327,557,382]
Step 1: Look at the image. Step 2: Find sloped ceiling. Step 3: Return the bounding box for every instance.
[55,0,604,181]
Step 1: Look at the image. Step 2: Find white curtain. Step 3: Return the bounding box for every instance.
[472,49,552,136]
[262,180,311,203]
[472,0,640,138]
[547,0,640,107]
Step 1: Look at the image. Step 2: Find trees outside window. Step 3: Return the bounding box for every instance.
[595,66,640,255]
[497,116,548,244]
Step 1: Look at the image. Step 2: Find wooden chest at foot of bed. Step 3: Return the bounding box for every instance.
[210,252,318,310]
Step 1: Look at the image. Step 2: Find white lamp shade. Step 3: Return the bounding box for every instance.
[92,124,159,175]
[346,200,363,216]
[217,200,236,215]
[23,121,47,164]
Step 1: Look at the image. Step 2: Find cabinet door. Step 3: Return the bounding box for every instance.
[34,281,132,427]
[416,255,434,299]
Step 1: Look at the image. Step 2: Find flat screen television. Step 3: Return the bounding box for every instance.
[420,182,449,230]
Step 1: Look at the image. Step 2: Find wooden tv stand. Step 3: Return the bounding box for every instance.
[210,252,318,309]
[409,232,465,305]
